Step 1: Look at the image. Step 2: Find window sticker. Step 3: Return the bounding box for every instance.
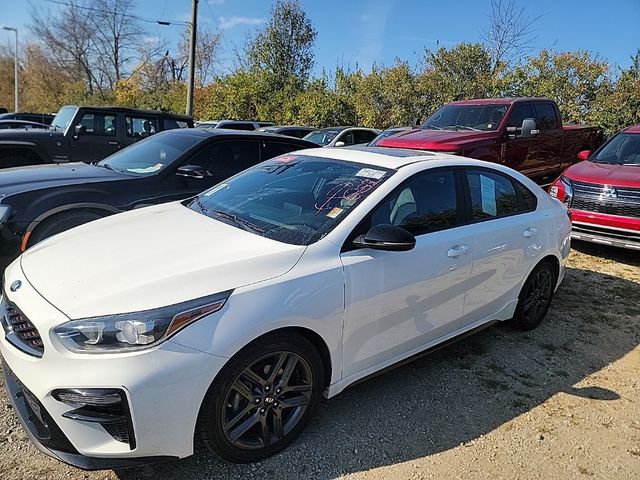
[204,183,228,196]
[273,155,297,163]
[356,168,386,179]
[127,163,163,174]
[326,207,343,218]
[480,174,497,216]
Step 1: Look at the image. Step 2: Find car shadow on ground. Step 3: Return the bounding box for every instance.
[571,240,640,267]
[116,262,640,480]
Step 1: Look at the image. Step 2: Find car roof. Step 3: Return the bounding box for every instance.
[450,97,554,106]
[64,105,192,121]
[624,125,640,134]
[155,127,316,143]
[299,146,523,172]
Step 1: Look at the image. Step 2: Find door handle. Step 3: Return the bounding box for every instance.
[107,141,119,146]
[447,245,470,258]
[523,227,538,238]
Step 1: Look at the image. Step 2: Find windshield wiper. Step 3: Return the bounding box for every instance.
[452,125,481,131]
[209,209,265,234]
[422,125,443,130]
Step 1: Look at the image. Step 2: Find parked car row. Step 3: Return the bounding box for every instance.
[0,96,635,472]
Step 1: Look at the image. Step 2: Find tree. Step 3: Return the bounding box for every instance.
[244,0,317,89]
[481,0,540,74]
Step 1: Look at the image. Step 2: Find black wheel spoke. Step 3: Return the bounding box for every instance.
[280,355,299,386]
[226,410,259,442]
[232,380,254,401]
[259,414,271,447]
[284,383,312,394]
[268,353,288,384]
[272,409,284,439]
[241,368,266,388]
[279,393,309,409]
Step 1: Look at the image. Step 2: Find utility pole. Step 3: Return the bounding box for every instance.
[1,26,18,112]
[186,0,198,116]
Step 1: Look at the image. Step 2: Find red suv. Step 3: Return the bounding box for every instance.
[549,125,640,250]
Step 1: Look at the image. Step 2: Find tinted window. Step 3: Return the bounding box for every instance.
[126,116,157,138]
[422,104,508,131]
[534,103,559,130]
[354,130,377,144]
[507,104,534,129]
[187,140,260,177]
[369,170,459,236]
[99,132,202,175]
[78,112,117,136]
[261,140,303,160]
[466,170,520,220]
[515,181,537,211]
[339,131,355,145]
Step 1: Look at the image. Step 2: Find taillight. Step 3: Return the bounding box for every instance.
[549,176,573,207]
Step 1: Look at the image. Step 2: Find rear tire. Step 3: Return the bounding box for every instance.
[512,260,557,330]
[28,211,104,247]
[196,331,324,463]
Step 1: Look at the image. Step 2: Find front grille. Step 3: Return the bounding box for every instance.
[572,180,640,218]
[0,295,44,357]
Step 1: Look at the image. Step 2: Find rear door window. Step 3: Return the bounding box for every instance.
[533,103,559,130]
[186,140,260,177]
[465,169,531,221]
[125,116,157,138]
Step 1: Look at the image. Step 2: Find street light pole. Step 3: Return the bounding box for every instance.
[186,0,198,117]
[1,26,18,112]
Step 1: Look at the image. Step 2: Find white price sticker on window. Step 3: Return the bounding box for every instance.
[355,168,386,179]
[480,174,497,216]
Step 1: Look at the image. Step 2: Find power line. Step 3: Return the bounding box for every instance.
[41,0,191,27]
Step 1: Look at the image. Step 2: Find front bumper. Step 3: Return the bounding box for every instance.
[0,260,228,470]
[2,364,177,470]
[570,209,640,250]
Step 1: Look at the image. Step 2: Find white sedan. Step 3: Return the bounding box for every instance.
[0,147,571,469]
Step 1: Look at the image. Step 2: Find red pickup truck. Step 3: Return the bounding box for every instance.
[549,125,640,251]
[379,98,604,185]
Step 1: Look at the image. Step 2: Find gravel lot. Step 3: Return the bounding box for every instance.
[1,242,639,480]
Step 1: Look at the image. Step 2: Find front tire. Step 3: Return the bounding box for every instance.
[196,331,324,463]
[512,260,557,330]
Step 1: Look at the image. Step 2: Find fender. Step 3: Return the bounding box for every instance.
[22,203,123,250]
[0,141,51,163]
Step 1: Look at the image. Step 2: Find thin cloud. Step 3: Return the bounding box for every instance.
[219,16,265,30]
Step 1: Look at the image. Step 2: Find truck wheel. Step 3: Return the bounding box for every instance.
[28,211,104,247]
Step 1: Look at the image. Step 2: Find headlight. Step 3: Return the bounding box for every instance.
[0,205,11,226]
[52,290,232,353]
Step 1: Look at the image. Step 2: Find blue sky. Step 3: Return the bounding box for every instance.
[1,0,639,76]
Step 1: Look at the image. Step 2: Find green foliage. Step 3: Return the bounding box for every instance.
[244,0,317,91]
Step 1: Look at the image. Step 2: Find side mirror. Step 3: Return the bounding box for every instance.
[577,150,591,161]
[353,224,416,252]
[176,165,207,179]
[520,118,539,138]
[73,124,85,138]
[334,141,345,147]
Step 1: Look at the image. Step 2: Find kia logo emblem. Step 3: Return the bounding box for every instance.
[9,280,21,292]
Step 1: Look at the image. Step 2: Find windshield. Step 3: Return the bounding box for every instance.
[98,131,202,175]
[51,106,78,131]
[187,154,394,245]
[304,129,342,145]
[592,133,640,166]
[369,128,408,145]
[422,104,508,131]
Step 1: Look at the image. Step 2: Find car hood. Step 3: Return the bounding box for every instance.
[564,161,640,189]
[21,202,307,319]
[0,162,125,196]
[378,129,495,151]
[0,128,64,141]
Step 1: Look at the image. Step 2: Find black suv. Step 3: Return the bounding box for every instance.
[0,129,315,269]
[0,105,194,169]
